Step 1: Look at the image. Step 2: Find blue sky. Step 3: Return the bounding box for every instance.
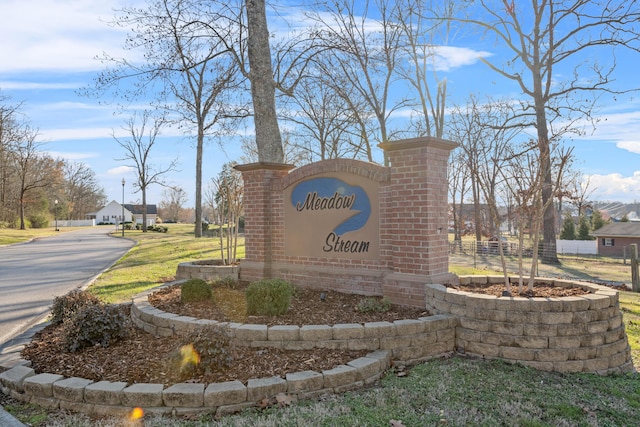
[2,0,640,207]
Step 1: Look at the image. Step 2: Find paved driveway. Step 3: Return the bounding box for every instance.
[0,226,135,347]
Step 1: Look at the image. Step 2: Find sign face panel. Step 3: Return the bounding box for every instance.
[284,172,379,259]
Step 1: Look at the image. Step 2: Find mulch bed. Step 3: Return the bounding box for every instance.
[22,286,426,387]
[448,282,591,298]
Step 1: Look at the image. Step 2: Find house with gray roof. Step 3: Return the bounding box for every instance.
[592,222,640,257]
[87,201,158,227]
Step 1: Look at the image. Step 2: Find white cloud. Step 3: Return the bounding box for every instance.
[46,150,99,161]
[586,171,640,203]
[107,165,133,176]
[616,140,640,155]
[0,0,134,73]
[0,81,82,90]
[40,127,115,141]
[432,46,493,71]
[576,110,640,144]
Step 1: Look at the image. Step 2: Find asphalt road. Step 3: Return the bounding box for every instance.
[0,226,135,347]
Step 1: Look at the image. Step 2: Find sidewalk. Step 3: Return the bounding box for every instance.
[0,321,50,427]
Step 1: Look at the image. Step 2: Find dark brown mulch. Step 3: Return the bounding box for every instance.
[148,283,429,326]
[448,282,591,298]
[22,286,427,387]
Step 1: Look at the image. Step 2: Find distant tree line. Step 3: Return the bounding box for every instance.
[0,95,107,229]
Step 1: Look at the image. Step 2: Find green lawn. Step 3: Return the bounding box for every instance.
[89,224,245,303]
[0,226,80,246]
[2,227,640,426]
[7,358,639,426]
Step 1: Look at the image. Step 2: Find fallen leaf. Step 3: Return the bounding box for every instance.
[258,397,271,409]
[275,392,296,407]
[390,420,406,427]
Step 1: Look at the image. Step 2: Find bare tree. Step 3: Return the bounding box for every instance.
[448,149,471,248]
[239,130,307,166]
[63,162,107,220]
[207,162,243,264]
[449,0,640,263]
[309,0,409,161]
[0,96,23,223]
[245,0,283,163]
[159,186,188,223]
[10,130,63,229]
[87,0,243,237]
[394,0,459,138]
[501,142,572,292]
[447,95,493,242]
[286,67,373,161]
[113,111,178,231]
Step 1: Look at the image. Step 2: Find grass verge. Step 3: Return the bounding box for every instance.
[5,358,639,426]
[0,227,80,246]
[2,228,639,426]
[89,224,244,303]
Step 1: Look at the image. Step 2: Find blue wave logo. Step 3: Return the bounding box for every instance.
[291,177,371,235]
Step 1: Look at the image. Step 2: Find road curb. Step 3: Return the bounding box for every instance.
[0,322,48,427]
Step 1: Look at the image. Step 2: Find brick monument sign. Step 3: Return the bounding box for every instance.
[235,136,458,308]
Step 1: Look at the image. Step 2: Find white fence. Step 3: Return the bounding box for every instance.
[450,239,598,256]
[49,219,96,227]
[555,239,597,255]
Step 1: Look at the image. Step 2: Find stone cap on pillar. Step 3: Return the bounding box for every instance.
[234,162,296,172]
[378,136,458,153]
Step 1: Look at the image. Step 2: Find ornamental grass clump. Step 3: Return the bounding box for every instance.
[168,325,235,380]
[181,278,213,303]
[356,297,392,313]
[245,279,294,316]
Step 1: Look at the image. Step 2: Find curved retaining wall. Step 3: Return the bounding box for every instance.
[130,286,456,363]
[0,284,456,418]
[425,276,634,374]
[175,262,239,282]
[0,349,392,418]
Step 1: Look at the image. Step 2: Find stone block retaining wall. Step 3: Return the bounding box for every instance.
[425,276,634,375]
[175,262,239,282]
[2,277,635,418]
[130,287,457,363]
[0,350,393,418]
[0,284,456,417]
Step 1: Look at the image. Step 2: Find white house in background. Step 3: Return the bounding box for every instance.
[124,203,158,226]
[87,201,158,226]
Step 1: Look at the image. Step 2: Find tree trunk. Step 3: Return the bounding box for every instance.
[194,134,203,238]
[246,0,284,163]
[141,186,147,232]
[534,103,559,264]
[19,192,26,230]
[472,180,482,243]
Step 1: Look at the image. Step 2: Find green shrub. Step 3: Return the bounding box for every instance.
[28,214,49,229]
[245,279,294,316]
[181,279,213,303]
[356,297,392,313]
[50,289,102,325]
[62,303,130,352]
[14,218,31,229]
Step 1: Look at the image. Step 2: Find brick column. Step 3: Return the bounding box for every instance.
[235,162,294,282]
[379,137,458,307]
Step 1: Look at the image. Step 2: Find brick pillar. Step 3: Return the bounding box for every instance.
[379,137,458,307]
[235,162,294,282]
